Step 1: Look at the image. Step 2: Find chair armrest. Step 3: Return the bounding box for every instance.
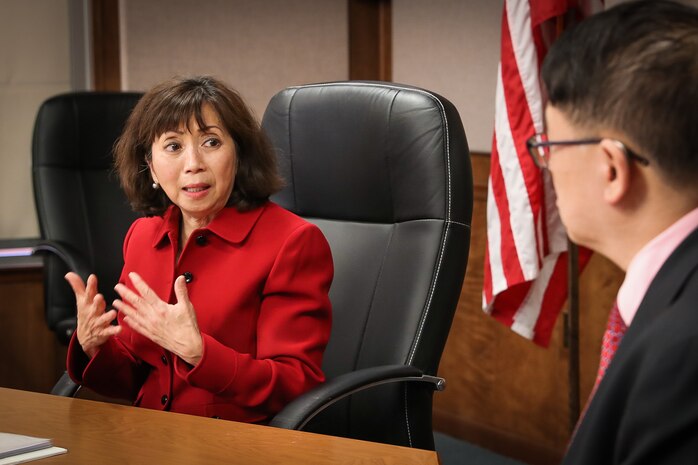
[32,240,89,344]
[51,371,81,397]
[269,364,445,430]
[31,240,91,280]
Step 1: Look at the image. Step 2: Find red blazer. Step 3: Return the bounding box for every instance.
[67,202,333,423]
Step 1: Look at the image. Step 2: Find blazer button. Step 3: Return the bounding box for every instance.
[161,355,168,365]
[161,394,168,405]
[183,272,193,283]
[195,235,207,246]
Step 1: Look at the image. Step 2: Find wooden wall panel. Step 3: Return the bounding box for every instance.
[91,0,121,91]
[349,0,392,81]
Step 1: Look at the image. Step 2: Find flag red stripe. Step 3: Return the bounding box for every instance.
[491,281,532,328]
[500,7,544,226]
[532,253,568,345]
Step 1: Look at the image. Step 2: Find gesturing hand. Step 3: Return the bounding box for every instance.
[65,272,122,359]
[113,272,203,366]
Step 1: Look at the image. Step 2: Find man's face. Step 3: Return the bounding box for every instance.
[544,105,604,249]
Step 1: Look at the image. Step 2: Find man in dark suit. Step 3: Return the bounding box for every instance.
[526,1,698,463]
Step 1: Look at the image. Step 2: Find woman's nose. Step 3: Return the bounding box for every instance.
[183,145,204,172]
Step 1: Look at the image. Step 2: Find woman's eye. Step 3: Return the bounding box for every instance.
[165,142,181,152]
[203,138,221,148]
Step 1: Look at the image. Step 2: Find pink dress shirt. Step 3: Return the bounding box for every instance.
[617,206,698,325]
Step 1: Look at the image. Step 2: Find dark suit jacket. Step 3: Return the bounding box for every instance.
[564,226,698,464]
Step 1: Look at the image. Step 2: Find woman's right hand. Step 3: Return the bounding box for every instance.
[65,272,121,358]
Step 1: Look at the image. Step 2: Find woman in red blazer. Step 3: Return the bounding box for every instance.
[64,76,333,424]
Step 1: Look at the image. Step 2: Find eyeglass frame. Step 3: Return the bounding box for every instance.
[526,134,650,169]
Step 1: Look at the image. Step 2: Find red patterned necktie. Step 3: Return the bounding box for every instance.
[570,302,628,446]
[595,301,627,387]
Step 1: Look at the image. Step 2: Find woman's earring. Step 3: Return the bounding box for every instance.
[152,181,159,190]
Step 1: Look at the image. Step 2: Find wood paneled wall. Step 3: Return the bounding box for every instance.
[0,268,67,393]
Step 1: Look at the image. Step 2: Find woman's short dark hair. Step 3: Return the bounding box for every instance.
[114,76,283,215]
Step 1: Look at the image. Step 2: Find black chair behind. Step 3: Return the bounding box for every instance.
[262,81,472,449]
[32,92,143,346]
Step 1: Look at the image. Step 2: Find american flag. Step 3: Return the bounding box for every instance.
[483,0,601,346]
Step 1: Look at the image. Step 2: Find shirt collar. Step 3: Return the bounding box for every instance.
[618,206,698,326]
[151,203,267,248]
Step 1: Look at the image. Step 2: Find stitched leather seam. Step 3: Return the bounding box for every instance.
[405,89,451,365]
[285,88,300,212]
[73,97,95,269]
[403,385,413,447]
[350,224,397,372]
[385,90,399,222]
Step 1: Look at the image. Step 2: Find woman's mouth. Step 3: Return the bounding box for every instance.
[182,184,210,197]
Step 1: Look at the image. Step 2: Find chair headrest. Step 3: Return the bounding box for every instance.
[262,82,471,224]
[33,92,143,170]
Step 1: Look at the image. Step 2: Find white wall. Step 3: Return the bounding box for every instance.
[120,0,349,122]
[0,0,74,238]
[393,0,698,153]
[393,0,501,153]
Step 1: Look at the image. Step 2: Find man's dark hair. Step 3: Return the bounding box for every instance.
[542,0,698,188]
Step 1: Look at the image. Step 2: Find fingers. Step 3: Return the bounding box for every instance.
[114,282,142,308]
[93,316,121,339]
[66,272,107,318]
[111,298,133,318]
[92,292,107,314]
[76,300,120,358]
[173,274,190,305]
[96,308,118,327]
[96,322,122,338]
[120,313,146,337]
[114,300,152,342]
[66,272,123,358]
[112,275,199,361]
[65,273,102,307]
[64,272,87,296]
[112,298,148,333]
[128,272,159,305]
[85,274,99,302]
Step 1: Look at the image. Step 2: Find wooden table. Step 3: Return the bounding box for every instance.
[0,388,440,464]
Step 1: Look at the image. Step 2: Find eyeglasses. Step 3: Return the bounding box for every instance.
[526,133,650,169]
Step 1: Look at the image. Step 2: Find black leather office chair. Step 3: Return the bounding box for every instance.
[32,92,143,348]
[262,81,472,450]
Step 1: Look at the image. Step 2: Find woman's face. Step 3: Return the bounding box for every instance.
[149,104,237,225]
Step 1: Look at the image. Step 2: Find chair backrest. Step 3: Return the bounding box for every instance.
[32,92,143,344]
[262,81,472,447]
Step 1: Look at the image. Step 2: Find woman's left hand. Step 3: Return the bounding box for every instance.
[113,272,203,366]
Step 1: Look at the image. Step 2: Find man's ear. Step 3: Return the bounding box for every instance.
[600,139,632,205]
